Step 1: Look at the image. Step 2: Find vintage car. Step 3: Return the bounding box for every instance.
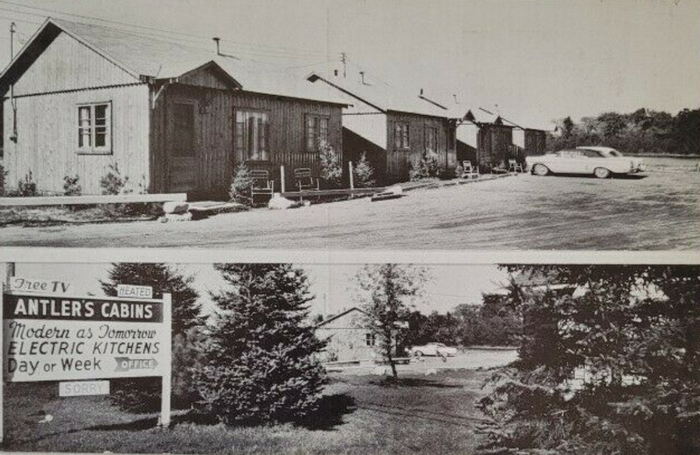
[408,343,458,357]
[526,146,646,178]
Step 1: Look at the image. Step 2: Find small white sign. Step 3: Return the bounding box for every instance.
[117,284,153,299]
[59,380,110,397]
[9,277,70,294]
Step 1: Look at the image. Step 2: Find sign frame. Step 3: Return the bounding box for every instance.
[0,285,173,443]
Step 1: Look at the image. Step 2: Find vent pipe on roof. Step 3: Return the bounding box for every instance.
[359,71,366,85]
[213,37,221,55]
[420,88,424,96]
[333,69,338,77]
[453,94,459,104]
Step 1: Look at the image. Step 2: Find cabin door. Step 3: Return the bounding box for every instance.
[167,100,198,193]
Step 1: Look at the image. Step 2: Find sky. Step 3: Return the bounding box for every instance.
[0,262,510,317]
[0,0,697,129]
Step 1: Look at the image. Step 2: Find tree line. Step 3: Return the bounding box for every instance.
[549,107,700,155]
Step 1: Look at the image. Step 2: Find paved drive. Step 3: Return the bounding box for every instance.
[1,159,698,249]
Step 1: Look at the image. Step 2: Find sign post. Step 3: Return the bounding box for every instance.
[1,289,172,440]
[160,293,171,428]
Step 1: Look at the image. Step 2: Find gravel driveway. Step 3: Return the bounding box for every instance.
[1,158,698,249]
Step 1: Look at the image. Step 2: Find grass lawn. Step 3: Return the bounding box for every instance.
[3,369,491,454]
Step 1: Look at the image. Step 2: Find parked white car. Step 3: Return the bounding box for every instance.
[408,343,458,357]
[526,146,646,178]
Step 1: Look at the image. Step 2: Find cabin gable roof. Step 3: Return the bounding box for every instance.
[0,18,347,105]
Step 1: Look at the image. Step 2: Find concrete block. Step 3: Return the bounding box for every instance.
[268,194,298,210]
[163,201,189,214]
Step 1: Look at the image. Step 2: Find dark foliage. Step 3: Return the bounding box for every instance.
[194,264,327,425]
[478,265,700,455]
[62,175,82,196]
[549,108,700,155]
[101,263,204,412]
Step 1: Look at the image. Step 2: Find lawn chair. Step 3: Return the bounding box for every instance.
[249,169,274,204]
[460,160,479,179]
[293,167,320,191]
[508,159,524,173]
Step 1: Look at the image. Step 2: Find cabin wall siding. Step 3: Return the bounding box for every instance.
[3,84,150,195]
[385,112,455,182]
[524,129,547,156]
[477,125,514,170]
[12,31,136,97]
[150,85,344,196]
[316,311,376,363]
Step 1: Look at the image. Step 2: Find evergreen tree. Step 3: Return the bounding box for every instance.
[101,263,202,336]
[195,264,326,424]
[100,263,203,412]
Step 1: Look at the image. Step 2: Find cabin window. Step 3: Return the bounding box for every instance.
[394,122,409,149]
[77,102,111,154]
[172,102,195,157]
[365,333,376,347]
[305,114,329,151]
[425,126,438,154]
[235,110,269,161]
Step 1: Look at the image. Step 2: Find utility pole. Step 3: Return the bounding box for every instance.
[9,22,17,141]
[340,52,347,78]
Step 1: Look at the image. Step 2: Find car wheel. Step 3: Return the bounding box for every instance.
[533,164,549,176]
[593,167,611,179]
[414,350,423,358]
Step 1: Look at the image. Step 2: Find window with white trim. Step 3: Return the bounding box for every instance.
[235,109,269,161]
[77,102,111,153]
[305,114,329,151]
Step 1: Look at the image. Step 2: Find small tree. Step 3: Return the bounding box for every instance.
[63,175,82,196]
[354,264,428,379]
[195,264,326,424]
[409,151,440,181]
[100,163,129,195]
[353,152,375,188]
[100,263,203,412]
[319,140,342,188]
[17,171,38,197]
[229,163,254,205]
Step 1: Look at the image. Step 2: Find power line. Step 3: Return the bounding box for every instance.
[0,0,327,58]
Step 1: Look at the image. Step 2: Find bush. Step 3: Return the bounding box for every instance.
[100,163,129,195]
[353,152,375,188]
[229,163,253,205]
[63,175,81,196]
[17,171,38,197]
[409,151,440,181]
[319,140,342,188]
[99,165,159,217]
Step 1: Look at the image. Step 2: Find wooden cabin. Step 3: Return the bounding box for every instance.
[315,307,377,363]
[523,128,547,156]
[307,72,457,185]
[0,18,345,198]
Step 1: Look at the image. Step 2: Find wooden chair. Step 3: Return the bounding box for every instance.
[249,169,274,203]
[508,159,524,173]
[293,167,319,191]
[460,160,479,179]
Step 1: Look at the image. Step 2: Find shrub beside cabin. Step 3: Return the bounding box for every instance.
[0,18,346,197]
[307,71,458,185]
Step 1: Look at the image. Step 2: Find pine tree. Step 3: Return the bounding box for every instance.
[100,263,204,411]
[195,264,326,424]
[100,263,202,336]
